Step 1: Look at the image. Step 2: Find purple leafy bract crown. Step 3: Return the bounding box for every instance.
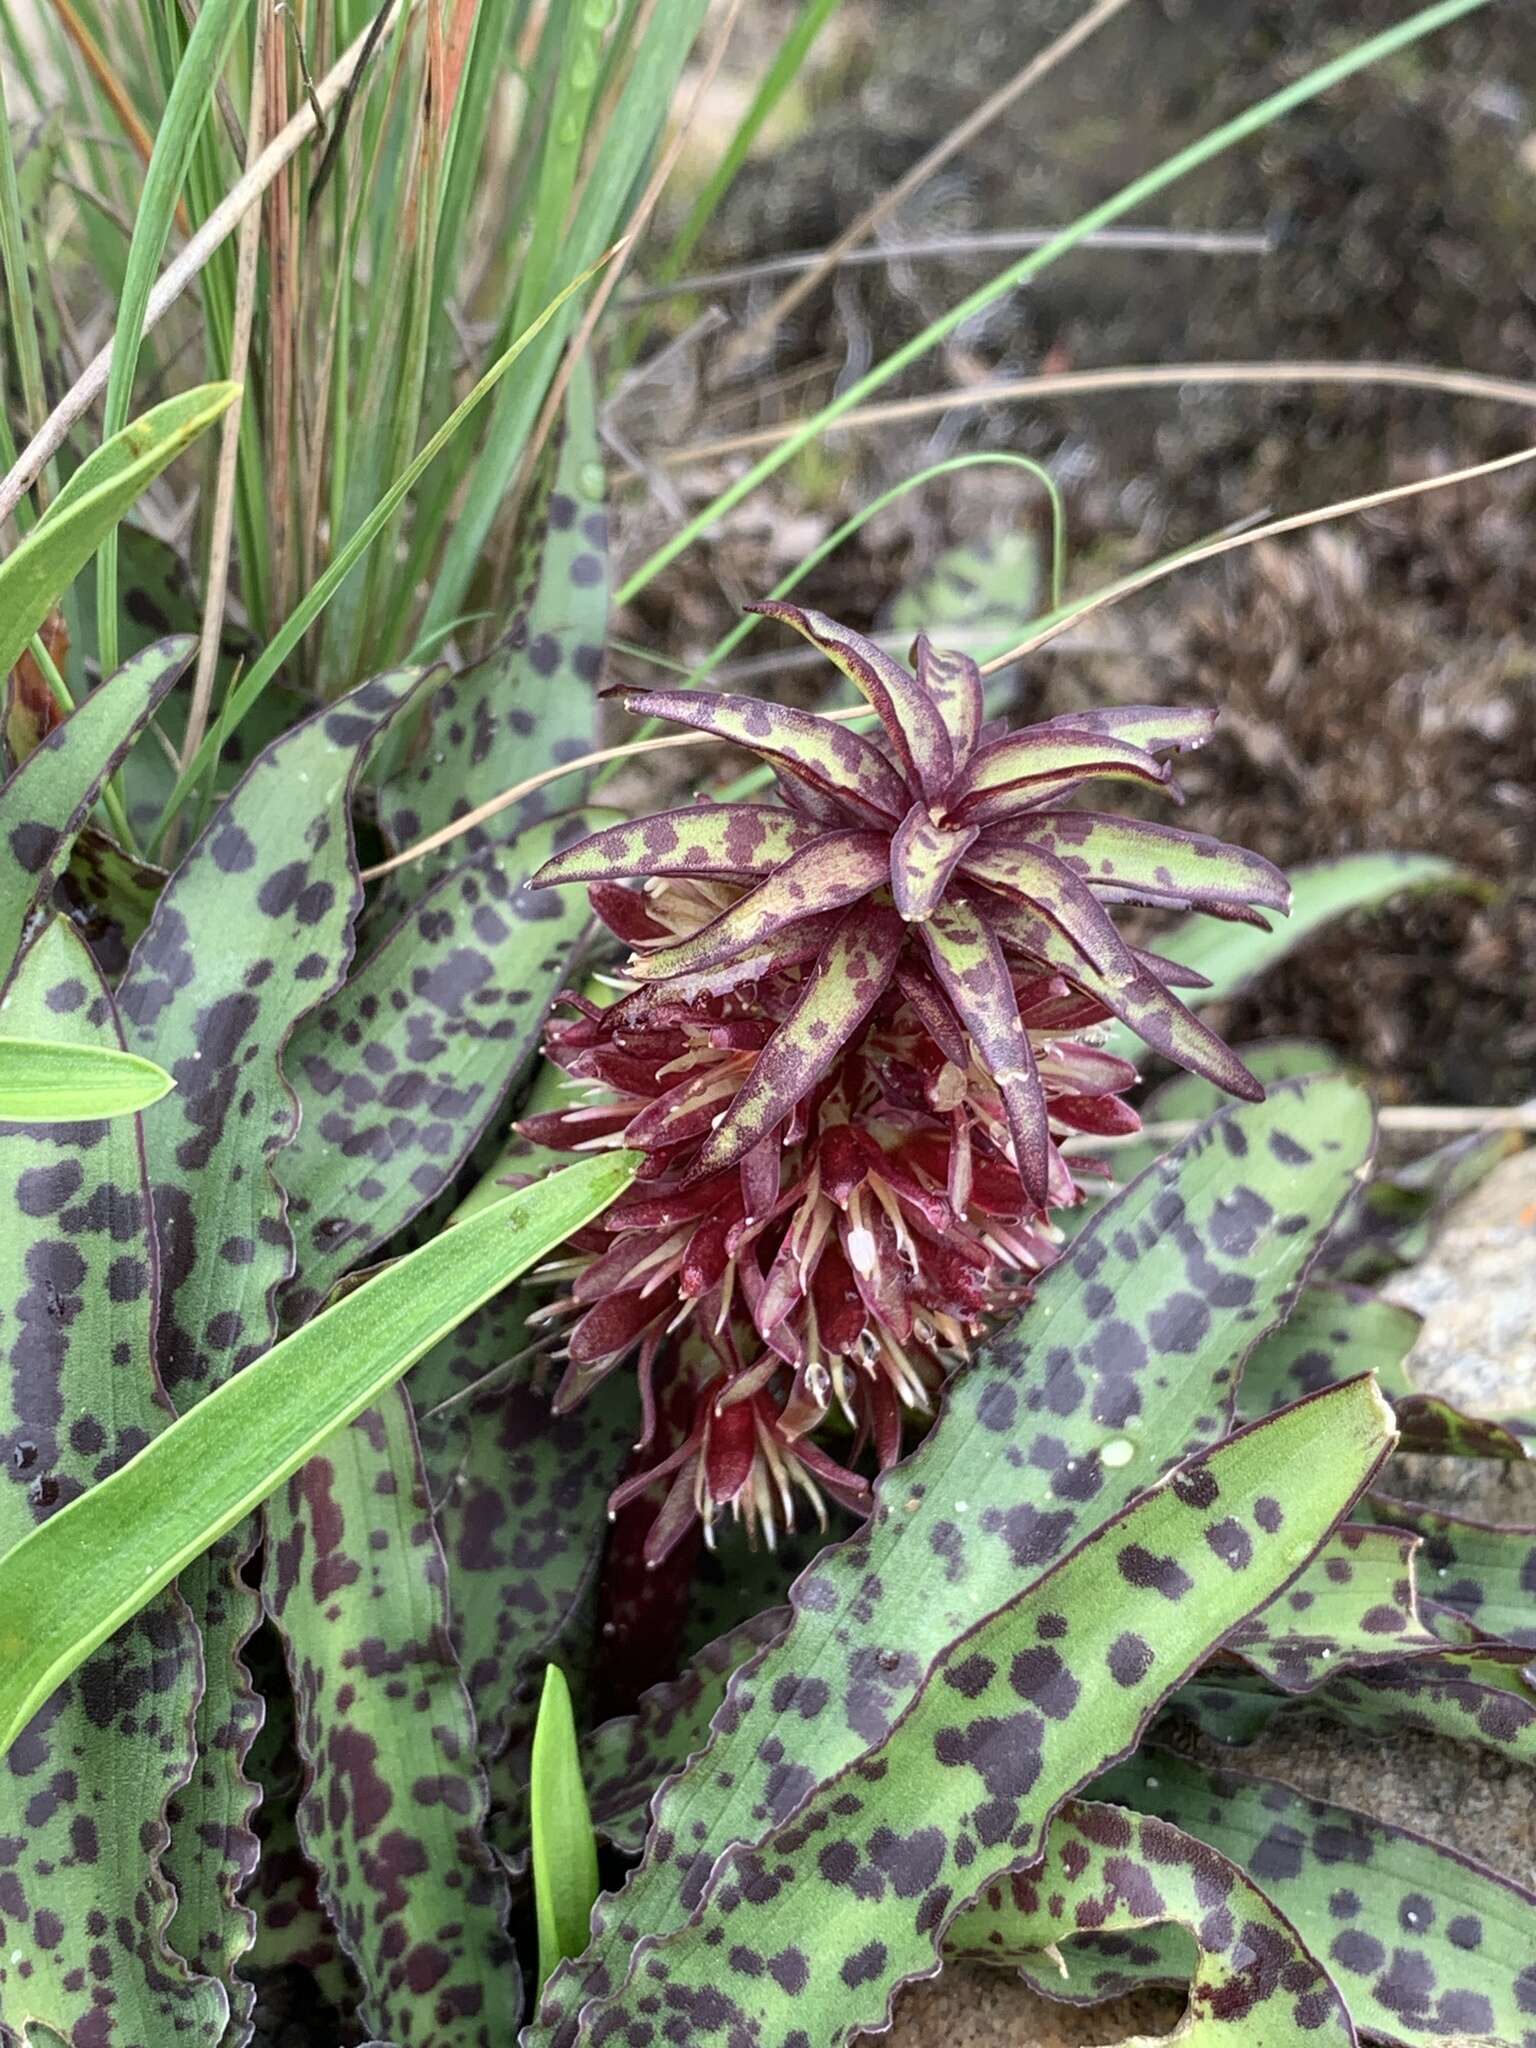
[534,603,1289,1205]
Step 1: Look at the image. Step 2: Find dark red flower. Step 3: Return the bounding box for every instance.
[524,607,1285,1558]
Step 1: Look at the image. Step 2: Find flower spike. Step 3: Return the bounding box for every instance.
[528,604,1289,1550]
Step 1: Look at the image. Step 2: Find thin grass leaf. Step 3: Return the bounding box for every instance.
[0,386,234,681]
[0,1152,637,1756]
[532,1664,602,1990]
[423,0,709,638]
[0,1032,172,1119]
[93,0,249,681]
[653,0,842,286]
[1099,855,1487,1064]
[615,0,1496,609]
[154,255,617,846]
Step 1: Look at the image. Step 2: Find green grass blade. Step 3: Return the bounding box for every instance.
[615,0,1495,608]
[518,0,616,329]
[94,0,249,682]
[0,383,236,680]
[0,1152,638,1756]
[151,254,617,848]
[422,0,708,640]
[532,1665,602,1989]
[0,62,53,501]
[0,1034,173,1120]
[657,0,841,284]
[1099,853,1489,1064]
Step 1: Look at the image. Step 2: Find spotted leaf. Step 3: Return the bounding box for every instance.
[945,726,1170,825]
[911,634,984,773]
[625,832,888,983]
[416,1319,639,1783]
[1171,1652,1536,1767]
[59,823,167,972]
[992,809,1290,917]
[889,805,979,923]
[262,1385,519,2045]
[116,668,428,2021]
[921,892,1050,1203]
[1096,1748,1536,2047]
[371,364,608,924]
[1040,703,1218,756]
[1226,1523,1441,1692]
[529,1077,1377,2039]
[0,636,188,981]
[685,902,905,1177]
[610,686,911,827]
[1098,854,1485,1066]
[748,602,955,799]
[1318,1126,1522,1286]
[576,1614,789,1857]
[1360,1496,1536,1650]
[277,820,594,1321]
[0,919,224,2042]
[979,882,1264,1104]
[532,804,821,886]
[560,1380,1392,2048]
[1239,1282,1535,1463]
[946,1798,1352,2042]
[244,1672,364,2038]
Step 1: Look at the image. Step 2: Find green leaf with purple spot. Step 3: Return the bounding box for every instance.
[116,668,428,2023]
[625,831,888,983]
[946,727,1169,825]
[612,685,911,826]
[371,357,609,921]
[277,817,596,1321]
[0,919,224,2042]
[889,805,978,923]
[1098,854,1488,1066]
[946,1797,1352,2042]
[557,1380,1391,2048]
[262,1384,520,2045]
[416,1315,638,1780]
[748,602,954,800]
[0,636,188,980]
[1239,1282,1535,1463]
[687,902,905,1176]
[979,883,1263,1104]
[533,803,821,885]
[993,808,1290,916]
[1095,1748,1536,2047]
[1360,1495,1536,1650]
[1226,1523,1441,1691]
[910,634,984,771]
[921,892,1049,1203]
[528,1076,1377,2040]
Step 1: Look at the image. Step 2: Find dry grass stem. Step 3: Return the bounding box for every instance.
[179,2,268,791]
[632,358,1536,474]
[717,0,1135,372]
[0,4,415,527]
[366,432,1536,882]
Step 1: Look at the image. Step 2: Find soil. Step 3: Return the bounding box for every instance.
[614,0,1536,1111]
